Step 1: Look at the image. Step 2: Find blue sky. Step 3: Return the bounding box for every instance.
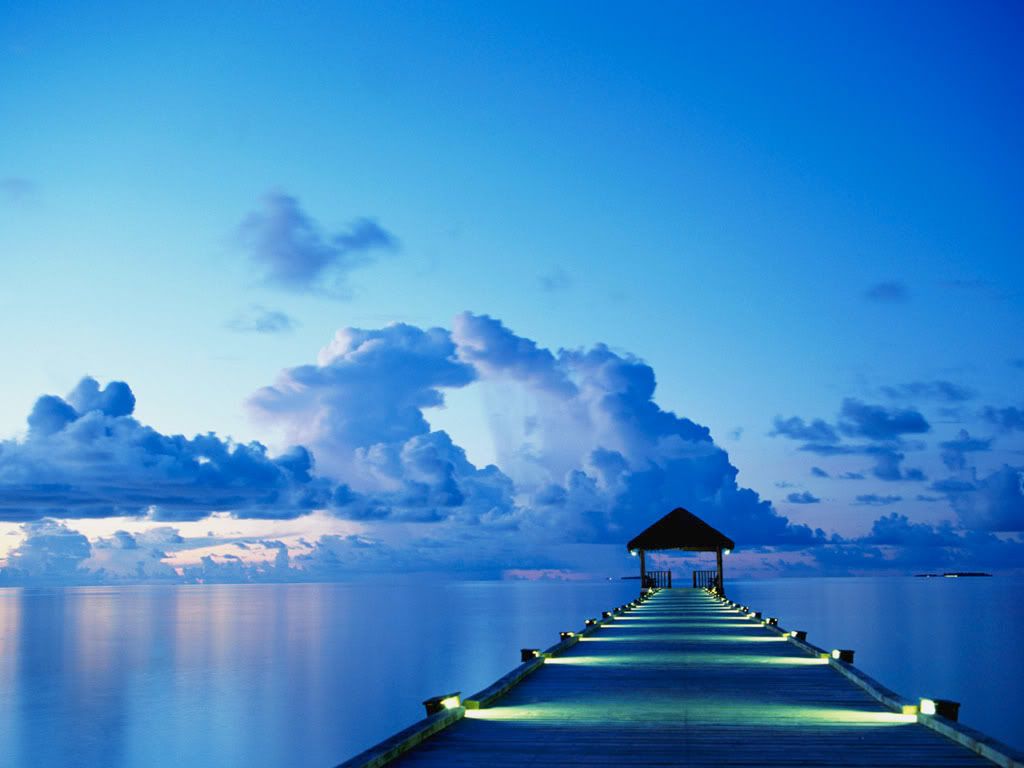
[1,2,1022,582]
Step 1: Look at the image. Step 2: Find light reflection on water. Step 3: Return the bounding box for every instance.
[728,575,1024,752]
[0,581,638,768]
[2,577,1020,766]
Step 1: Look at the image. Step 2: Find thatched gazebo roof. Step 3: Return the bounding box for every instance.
[627,507,735,552]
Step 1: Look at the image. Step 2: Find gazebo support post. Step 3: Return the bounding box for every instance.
[716,546,725,596]
[639,549,646,589]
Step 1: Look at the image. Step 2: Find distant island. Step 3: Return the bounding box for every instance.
[914,572,992,578]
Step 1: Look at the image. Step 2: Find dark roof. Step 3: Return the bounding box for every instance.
[626,507,735,552]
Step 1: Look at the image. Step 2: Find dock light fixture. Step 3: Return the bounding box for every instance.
[723,548,732,555]
[630,549,638,556]
[423,692,461,716]
[766,617,779,626]
[559,631,577,641]
[520,648,541,662]
[602,611,614,620]
[831,649,855,663]
[750,611,762,620]
[920,698,960,721]
[789,630,807,641]
[585,618,598,627]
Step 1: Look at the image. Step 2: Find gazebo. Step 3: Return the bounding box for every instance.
[627,507,736,596]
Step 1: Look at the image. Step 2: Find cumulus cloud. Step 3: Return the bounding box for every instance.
[772,399,930,445]
[881,381,975,402]
[944,465,1024,532]
[786,491,820,504]
[854,494,903,506]
[866,446,926,482]
[802,513,1024,575]
[251,323,459,466]
[251,312,820,548]
[771,416,839,443]
[0,377,334,521]
[837,398,930,440]
[982,406,1024,432]
[864,281,909,303]
[790,443,925,482]
[0,520,91,583]
[238,191,396,295]
[86,527,183,580]
[939,430,991,472]
[226,305,296,334]
[774,398,930,482]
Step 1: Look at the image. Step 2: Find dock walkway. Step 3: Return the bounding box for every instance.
[343,588,1019,767]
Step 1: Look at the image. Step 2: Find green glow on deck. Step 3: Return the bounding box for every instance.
[465,702,914,726]
[545,652,827,666]
[579,633,787,643]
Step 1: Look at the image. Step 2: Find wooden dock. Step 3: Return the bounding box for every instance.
[339,588,1023,768]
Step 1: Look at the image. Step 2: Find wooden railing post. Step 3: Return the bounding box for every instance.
[716,547,725,597]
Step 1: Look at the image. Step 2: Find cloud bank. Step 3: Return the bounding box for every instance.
[3,313,1021,582]
[0,377,333,522]
[249,312,818,547]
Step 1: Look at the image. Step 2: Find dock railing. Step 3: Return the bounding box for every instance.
[692,569,718,588]
[643,570,672,588]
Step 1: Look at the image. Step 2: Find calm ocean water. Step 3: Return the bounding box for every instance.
[0,576,1020,767]
[729,576,1024,753]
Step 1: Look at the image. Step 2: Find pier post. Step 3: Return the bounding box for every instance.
[639,549,646,589]
[716,546,724,596]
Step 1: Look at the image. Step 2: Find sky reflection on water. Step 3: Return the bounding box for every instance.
[0,581,638,768]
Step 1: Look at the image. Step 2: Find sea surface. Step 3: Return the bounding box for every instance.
[0,576,1020,767]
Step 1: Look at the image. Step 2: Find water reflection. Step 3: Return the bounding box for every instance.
[0,581,639,768]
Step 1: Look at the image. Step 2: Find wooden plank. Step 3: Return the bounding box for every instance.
[464,657,545,709]
[334,707,464,768]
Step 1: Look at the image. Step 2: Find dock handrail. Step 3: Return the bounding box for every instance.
[642,569,671,588]
[692,568,717,588]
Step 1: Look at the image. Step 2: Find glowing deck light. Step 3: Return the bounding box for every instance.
[831,649,855,663]
[723,548,732,555]
[520,648,541,662]
[422,692,462,716]
[585,618,598,627]
[750,611,762,620]
[920,698,960,721]
[766,617,779,626]
[602,611,613,620]
[789,630,807,641]
[629,549,638,556]
[560,631,577,641]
